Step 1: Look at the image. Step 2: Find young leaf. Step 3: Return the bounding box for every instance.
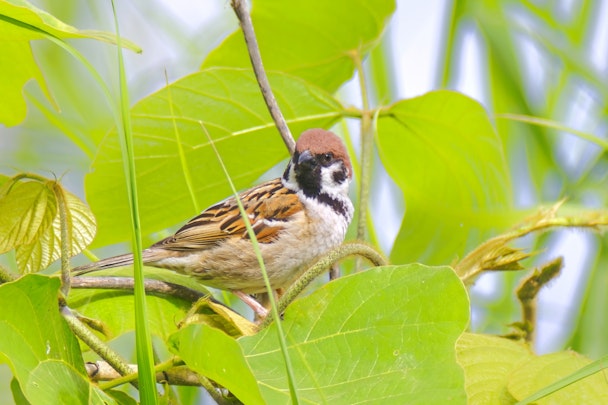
[0,179,56,255]
[377,90,514,265]
[15,183,96,273]
[203,0,396,93]
[86,68,342,247]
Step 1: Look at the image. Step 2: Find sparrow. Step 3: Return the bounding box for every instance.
[73,128,354,316]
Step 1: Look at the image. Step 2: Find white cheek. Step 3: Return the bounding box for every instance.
[320,164,350,197]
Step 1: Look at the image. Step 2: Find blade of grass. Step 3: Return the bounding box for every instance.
[200,122,300,404]
[516,355,608,404]
[110,1,157,402]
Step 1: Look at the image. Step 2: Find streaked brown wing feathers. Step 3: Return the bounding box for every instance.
[153,179,302,250]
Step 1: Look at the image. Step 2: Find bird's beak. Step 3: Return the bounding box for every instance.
[297,150,313,165]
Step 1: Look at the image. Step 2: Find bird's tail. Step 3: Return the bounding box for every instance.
[72,253,135,276]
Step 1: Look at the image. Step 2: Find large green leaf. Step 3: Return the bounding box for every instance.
[0,0,139,127]
[377,90,513,264]
[0,274,109,404]
[202,0,396,93]
[86,67,342,247]
[172,264,469,404]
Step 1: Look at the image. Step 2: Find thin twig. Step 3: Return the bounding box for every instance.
[230,0,295,154]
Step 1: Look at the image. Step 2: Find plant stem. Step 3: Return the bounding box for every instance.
[353,50,374,269]
[53,182,71,296]
[61,306,135,385]
[230,0,296,154]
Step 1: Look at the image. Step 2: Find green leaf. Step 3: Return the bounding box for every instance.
[508,351,608,404]
[202,0,396,93]
[456,333,532,404]
[377,90,513,264]
[0,179,56,255]
[169,324,266,405]
[241,264,469,404]
[0,0,140,127]
[86,67,342,247]
[15,184,96,273]
[24,360,113,405]
[0,274,95,403]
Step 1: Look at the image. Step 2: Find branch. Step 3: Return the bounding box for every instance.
[230,0,296,154]
[70,276,208,303]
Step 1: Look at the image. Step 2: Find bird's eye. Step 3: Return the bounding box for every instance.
[321,152,333,163]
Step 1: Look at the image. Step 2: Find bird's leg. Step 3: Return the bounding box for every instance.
[232,290,268,318]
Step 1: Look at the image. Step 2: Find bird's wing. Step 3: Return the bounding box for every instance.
[152,178,303,251]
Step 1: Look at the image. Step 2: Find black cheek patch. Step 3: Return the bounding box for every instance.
[332,166,348,184]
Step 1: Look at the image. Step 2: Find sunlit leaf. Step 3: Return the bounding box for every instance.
[202,0,396,93]
[0,0,140,126]
[15,183,96,273]
[456,333,532,404]
[377,90,514,264]
[0,179,56,255]
[86,67,342,247]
